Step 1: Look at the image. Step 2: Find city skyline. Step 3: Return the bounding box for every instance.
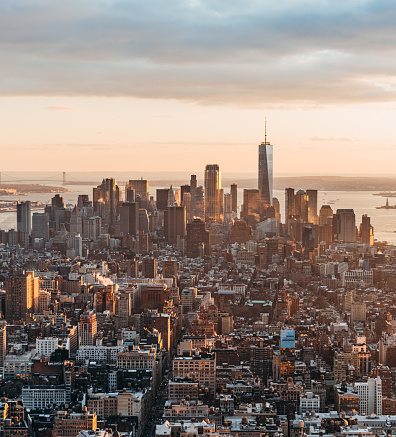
[1,1,396,173]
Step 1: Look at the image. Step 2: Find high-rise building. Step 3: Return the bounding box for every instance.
[242,189,262,228]
[126,179,149,208]
[180,185,191,203]
[258,131,273,207]
[32,212,49,242]
[295,190,308,222]
[285,188,295,220]
[360,214,374,246]
[78,311,97,347]
[190,175,197,218]
[125,186,135,203]
[0,321,6,367]
[69,205,83,234]
[230,184,238,213]
[333,209,356,242]
[5,271,39,322]
[204,164,221,222]
[119,202,139,236]
[17,201,31,234]
[156,188,170,211]
[93,178,122,227]
[52,194,65,208]
[186,218,211,258]
[319,205,333,226]
[182,192,191,223]
[306,189,318,224]
[142,257,157,278]
[164,206,186,245]
[195,186,205,220]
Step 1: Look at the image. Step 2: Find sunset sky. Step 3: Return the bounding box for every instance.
[1,0,396,174]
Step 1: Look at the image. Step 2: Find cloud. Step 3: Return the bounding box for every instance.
[45,105,76,111]
[1,0,396,105]
[311,136,355,142]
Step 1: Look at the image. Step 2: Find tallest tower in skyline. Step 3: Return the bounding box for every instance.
[258,122,273,207]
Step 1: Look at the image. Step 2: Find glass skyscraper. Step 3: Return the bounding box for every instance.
[258,141,273,207]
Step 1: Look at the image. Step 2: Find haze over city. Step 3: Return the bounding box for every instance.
[1,1,396,173]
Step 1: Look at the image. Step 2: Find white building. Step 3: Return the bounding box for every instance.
[36,337,61,357]
[355,377,382,415]
[300,392,321,414]
[22,386,67,409]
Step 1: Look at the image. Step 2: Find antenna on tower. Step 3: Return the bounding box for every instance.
[265,117,267,144]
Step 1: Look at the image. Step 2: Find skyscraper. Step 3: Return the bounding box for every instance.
[93,178,122,227]
[78,311,97,347]
[258,127,273,207]
[333,209,356,242]
[360,214,374,246]
[230,184,238,213]
[285,188,295,220]
[17,201,31,234]
[164,206,186,245]
[204,164,221,222]
[119,202,139,236]
[126,179,149,208]
[306,189,318,224]
[5,270,39,322]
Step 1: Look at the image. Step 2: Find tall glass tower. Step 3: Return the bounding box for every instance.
[204,164,221,222]
[258,134,273,207]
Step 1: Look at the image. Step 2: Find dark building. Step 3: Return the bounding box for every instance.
[119,202,139,236]
[230,183,238,213]
[164,206,186,245]
[142,257,157,278]
[186,218,210,258]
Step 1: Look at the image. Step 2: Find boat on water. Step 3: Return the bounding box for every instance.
[376,198,396,209]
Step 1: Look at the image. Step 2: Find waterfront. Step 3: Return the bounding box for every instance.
[0,178,395,245]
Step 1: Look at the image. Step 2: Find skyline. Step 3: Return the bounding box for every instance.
[2,1,396,173]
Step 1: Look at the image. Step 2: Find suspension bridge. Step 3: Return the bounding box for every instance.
[0,172,100,186]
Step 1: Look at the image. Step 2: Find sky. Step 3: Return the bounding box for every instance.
[1,0,396,175]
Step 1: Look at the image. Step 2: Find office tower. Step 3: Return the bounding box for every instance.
[242,189,262,227]
[0,321,6,367]
[125,186,135,203]
[163,260,178,278]
[190,175,197,218]
[167,186,178,207]
[93,178,122,227]
[77,194,90,208]
[78,311,97,346]
[142,257,157,278]
[138,230,149,254]
[74,235,83,257]
[139,209,149,233]
[230,183,238,213]
[119,202,139,236]
[204,164,221,222]
[17,201,31,234]
[164,206,186,245]
[5,271,39,322]
[273,198,281,220]
[333,209,356,242]
[69,205,83,234]
[224,193,232,223]
[156,188,170,211]
[182,192,191,223]
[186,218,211,258]
[302,226,315,257]
[306,189,318,224]
[319,205,333,226]
[181,185,190,203]
[32,212,49,242]
[258,130,273,206]
[52,194,65,208]
[126,179,149,208]
[295,190,308,222]
[153,314,171,351]
[285,188,295,220]
[360,214,374,246]
[195,186,205,220]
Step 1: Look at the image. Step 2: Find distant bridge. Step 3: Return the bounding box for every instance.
[0,172,99,186]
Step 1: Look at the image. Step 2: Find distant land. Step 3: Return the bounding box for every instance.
[0,184,69,196]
